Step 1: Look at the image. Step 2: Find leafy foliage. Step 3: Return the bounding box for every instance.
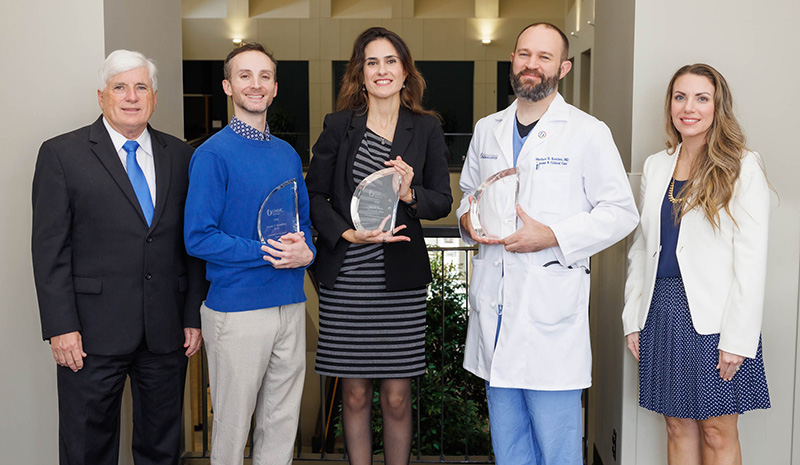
[412,253,491,457]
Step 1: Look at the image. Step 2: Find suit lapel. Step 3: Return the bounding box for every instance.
[346,111,368,191]
[89,117,149,225]
[389,108,413,164]
[653,145,680,207]
[149,127,172,230]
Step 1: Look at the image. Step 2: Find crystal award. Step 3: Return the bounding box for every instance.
[257,178,300,243]
[469,167,520,239]
[350,168,403,233]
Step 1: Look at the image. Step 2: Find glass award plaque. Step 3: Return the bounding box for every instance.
[350,168,403,233]
[469,167,520,239]
[257,178,300,243]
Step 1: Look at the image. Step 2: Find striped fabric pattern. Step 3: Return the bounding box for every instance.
[315,129,428,378]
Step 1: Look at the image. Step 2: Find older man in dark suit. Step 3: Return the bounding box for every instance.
[31,49,206,465]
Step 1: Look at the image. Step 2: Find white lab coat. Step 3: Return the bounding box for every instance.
[456,94,639,390]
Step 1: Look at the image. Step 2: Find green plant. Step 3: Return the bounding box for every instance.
[412,253,490,457]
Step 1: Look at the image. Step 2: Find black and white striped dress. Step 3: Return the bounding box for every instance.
[315,129,428,378]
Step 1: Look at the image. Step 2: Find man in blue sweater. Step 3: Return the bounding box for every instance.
[184,43,315,465]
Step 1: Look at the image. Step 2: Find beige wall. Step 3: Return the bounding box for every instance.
[105,0,186,138]
[592,1,800,463]
[588,2,637,463]
[0,2,106,464]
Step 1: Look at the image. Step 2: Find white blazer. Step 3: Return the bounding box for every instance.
[457,95,639,390]
[622,147,770,358]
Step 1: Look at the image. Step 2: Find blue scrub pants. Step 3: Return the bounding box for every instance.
[486,384,582,465]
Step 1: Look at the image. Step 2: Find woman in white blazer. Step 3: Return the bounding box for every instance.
[622,63,770,465]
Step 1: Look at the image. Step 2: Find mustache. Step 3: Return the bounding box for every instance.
[517,69,544,79]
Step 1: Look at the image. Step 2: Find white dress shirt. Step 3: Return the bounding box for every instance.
[102,117,157,204]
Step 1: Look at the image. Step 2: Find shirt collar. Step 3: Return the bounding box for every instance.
[102,117,153,156]
[229,115,271,141]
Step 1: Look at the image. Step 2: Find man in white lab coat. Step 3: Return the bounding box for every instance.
[457,23,639,464]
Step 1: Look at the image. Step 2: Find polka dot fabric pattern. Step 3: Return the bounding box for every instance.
[638,277,771,420]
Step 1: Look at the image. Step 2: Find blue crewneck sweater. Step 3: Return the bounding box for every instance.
[184,125,315,312]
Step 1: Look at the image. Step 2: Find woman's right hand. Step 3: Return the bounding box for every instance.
[626,332,640,361]
[342,225,410,244]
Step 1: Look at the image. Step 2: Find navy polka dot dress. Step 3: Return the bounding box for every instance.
[638,277,771,419]
[638,183,771,420]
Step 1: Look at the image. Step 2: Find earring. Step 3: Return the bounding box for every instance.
[362,84,366,92]
[402,82,406,89]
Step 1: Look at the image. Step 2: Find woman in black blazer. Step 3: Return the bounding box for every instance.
[306,26,452,465]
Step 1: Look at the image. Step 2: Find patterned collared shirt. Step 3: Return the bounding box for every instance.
[229,115,271,141]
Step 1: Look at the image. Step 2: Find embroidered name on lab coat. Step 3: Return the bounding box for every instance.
[535,156,570,170]
[480,152,500,159]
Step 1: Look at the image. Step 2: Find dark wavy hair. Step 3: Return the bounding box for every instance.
[336,27,434,117]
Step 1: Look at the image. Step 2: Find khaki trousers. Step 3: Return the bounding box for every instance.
[201,302,306,465]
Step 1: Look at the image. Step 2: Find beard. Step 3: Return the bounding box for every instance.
[510,68,560,102]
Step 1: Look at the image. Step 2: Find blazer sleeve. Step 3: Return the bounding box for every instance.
[31,142,81,340]
[622,155,652,336]
[403,116,452,221]
[718,152,770,357]
[306,112,355,251]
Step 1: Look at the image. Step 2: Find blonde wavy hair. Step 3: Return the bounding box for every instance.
[665,63,746,228]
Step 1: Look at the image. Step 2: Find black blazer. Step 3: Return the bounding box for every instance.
[32,116,207,356]
[306,108,452,290]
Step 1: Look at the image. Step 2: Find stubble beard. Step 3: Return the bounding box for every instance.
[233,92,268,115]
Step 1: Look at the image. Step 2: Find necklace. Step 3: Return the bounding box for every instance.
[668,178,684,204]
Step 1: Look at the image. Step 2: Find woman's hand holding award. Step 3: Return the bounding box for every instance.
[351,167,403,235]
[257,178,300,243]
[469,167,520,240]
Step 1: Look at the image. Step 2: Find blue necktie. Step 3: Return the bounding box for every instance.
[122,140,154,226]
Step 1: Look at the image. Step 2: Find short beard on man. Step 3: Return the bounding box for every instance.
[510,68,560,102]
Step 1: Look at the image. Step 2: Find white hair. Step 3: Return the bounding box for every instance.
[98,49,158,91]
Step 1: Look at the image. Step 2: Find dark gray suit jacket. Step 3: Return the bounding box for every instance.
[32,116,207,355]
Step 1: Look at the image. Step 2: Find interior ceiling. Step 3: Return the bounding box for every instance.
[183,0,566,19]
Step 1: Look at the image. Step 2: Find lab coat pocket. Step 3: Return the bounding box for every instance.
[527,264,588,326]
[468,256,500,315]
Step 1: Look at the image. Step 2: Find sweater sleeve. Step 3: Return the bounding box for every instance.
[295,164,317,266]
[184,150,267,268]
